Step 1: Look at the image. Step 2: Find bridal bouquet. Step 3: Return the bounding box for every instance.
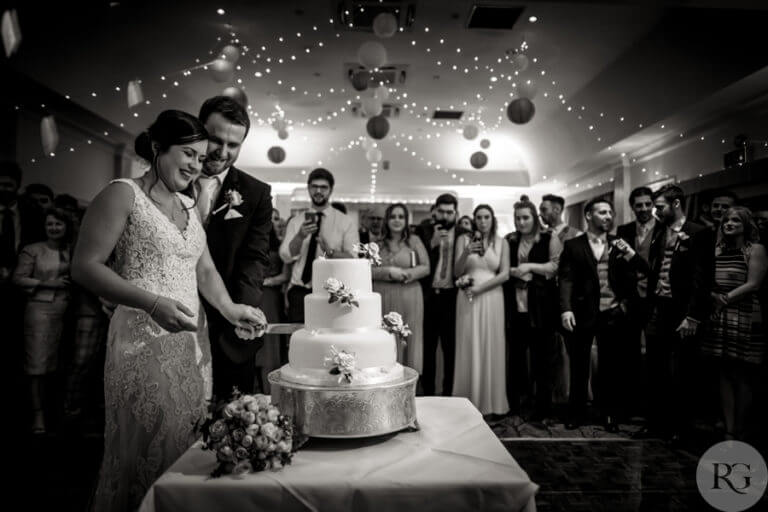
[199,392,294,477]
[353,242,382,265]
[324,277,359,308]
[382,311,412,345]
[455,275,475,302]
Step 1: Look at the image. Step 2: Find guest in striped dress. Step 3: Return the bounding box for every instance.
[701,206,766,441]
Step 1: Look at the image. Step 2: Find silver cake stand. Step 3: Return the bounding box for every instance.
[268,367,419,439]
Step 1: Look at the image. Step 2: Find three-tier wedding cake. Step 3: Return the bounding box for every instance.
[269,255,418,439]
[279,258,405,386]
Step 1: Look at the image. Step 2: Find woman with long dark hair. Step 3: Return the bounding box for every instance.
[372,203,430,373]
[453,204,510,416]
[503,197,561,420]
[72,110,265,511]
[701,206,766,441]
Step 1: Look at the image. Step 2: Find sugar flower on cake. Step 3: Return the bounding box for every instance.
[323,277,359,308]
[324,345,357,383]
[382,311,412,345]
[352,242,382,266]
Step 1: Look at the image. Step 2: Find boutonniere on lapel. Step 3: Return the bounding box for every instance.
[674,231,690,251]
[211,189,244,220]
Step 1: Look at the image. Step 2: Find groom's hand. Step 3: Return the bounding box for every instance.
[561,311,576,332]
[151,297,197,332]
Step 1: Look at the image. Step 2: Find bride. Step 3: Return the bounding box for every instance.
[72,110,265,511]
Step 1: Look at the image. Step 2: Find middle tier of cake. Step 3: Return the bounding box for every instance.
[304,292,381,330]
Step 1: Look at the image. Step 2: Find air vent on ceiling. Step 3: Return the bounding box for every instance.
[349,102,401,118]
[345,64,408,86]
[432,110,464,120]
[466,4,524,30]
[334,1,415,32]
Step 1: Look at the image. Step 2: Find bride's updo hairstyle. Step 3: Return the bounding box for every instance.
[134,109,208,164]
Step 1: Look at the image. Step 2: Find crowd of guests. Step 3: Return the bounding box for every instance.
[275,170,766,446]
[3,157,766,447]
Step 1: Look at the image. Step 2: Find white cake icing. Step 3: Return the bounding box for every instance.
[282,258,404,386]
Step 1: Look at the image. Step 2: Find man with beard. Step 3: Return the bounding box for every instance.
[196,96,271,400]
[416,193,460,396]
[617,186,663,417]
[643,184,713,441]
[560,198,648,431]
[280,168,359,323]
[709,189,738,227]
[539,194,581,244]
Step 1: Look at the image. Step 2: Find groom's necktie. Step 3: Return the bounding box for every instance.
[197,175,220,223]
[301,212,323,286]
[439,239,449,280]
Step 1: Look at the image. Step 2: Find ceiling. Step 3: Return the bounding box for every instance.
[8,0,768,199]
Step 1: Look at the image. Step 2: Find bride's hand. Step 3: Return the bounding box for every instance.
[150,296,197,332]
[225,304,267,340]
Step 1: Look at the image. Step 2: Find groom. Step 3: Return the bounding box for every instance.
[197,96,272,400]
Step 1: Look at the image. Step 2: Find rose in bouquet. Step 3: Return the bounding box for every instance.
[455,274,475,302]
[324,277,359,308]
[198,391,294,477]
[382,311,412,346]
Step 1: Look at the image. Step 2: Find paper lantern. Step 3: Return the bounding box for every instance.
[210,58,234,82]
[366,148,383,163]
[470,151,488,169]
[222,86,248,108]
[1,9,21,57]
[511,53,529,72]
[351,71,369,91]
[362,138,376,150]
[127,80,144,108]
[267,146,286,164]
[361,96,383,117]
[507,98,536,124]
[373,85,390,101]
[278,128,289,140]
[463,125,479,140]
[517,79,537,99]
[358,41,387,69]
[221,45,240,63]
[480,139,490,149]
[366,115,390,140]
[272,118,287,132]
[372,13,398,38]
[41,116,59,156]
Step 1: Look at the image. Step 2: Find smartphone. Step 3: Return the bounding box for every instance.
[304,211,317,224]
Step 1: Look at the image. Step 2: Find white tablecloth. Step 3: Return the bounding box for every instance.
[139,397,538,512]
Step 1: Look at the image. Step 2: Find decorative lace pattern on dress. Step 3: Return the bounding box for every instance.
[92,179,211,512]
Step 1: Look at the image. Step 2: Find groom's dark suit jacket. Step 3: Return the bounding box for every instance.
[559,233,648,329]
[200,166,272,364]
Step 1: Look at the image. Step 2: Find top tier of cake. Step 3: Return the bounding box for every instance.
[311,258,372,294]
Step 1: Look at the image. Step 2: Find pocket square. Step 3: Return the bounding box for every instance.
[224,208,243,220]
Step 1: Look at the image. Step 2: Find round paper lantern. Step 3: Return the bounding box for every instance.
[372,13,398,38]
[480,139,490,149]
[366,115,390,140]
[351,71,369,91]
[210,59,234,82]
[470,151,488,169]
[362,138,376,150]
[267,146,286,164]
[373,85,390,101]
[221,86,248,108]
[361,96,383,117]
[366,148,382,163]
[358,41,387,69]
[221,45,240,63]
[517,79,537,99]
[278,128,289,140]
[463,125,479,140]
[507,98,536,125]
[511,53,529,72]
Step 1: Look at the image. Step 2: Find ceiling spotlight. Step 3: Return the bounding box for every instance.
[217,8,225,15]
[528,16,537,23]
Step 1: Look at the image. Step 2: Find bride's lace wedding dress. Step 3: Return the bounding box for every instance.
[92,179,212,511]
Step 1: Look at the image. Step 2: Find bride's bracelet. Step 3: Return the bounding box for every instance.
[148,294,161,317]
